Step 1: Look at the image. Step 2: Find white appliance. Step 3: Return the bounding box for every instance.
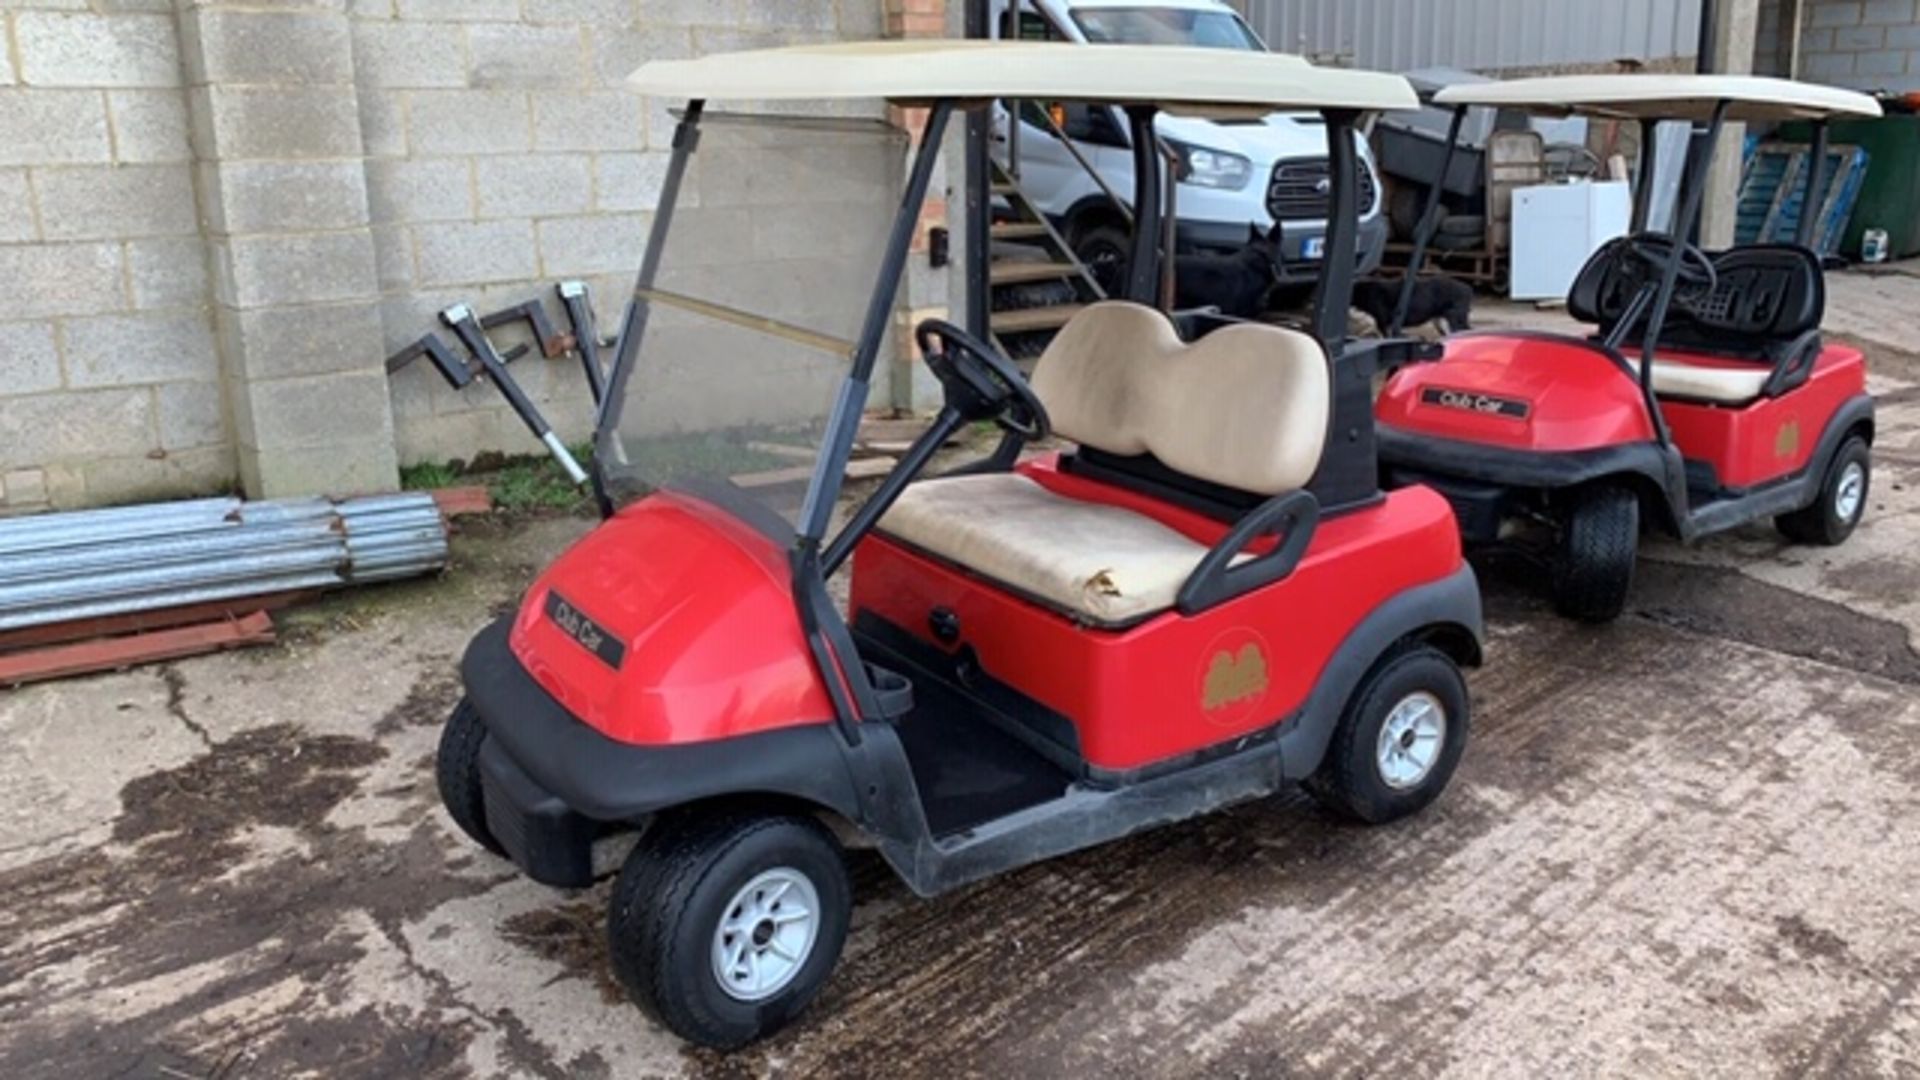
[1509,180,1632,301]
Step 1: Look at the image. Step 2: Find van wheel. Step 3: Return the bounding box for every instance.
[1551,484,1639,623]
[608,811,851,1050]
[1777,436,1870,546]
[1072,221,1131,296]
[435,699,502,855]
[1306,645,1470,824]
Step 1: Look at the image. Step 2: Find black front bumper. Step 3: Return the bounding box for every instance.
[1179,215,1388,281]
[460,619,866,886]
[1378,426,1683,541]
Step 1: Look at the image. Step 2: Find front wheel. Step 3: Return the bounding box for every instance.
[435,698,503,855]
[608,811,851,1050]
[1550,484,1639,623]
[1306,645,1471,824]
[1071,220,1131,297]
[1777,436,1870,546]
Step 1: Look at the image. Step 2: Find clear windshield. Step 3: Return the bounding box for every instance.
[597,114,907,525]
[1071,7,1263,50]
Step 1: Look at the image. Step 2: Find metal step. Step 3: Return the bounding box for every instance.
[990,222,1051,240]
[989,262,1079,286]
[991,304,1086,335]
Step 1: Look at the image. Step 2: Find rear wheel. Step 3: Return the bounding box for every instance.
[1550,484,1639,623]
[1306,645,1470,824]
[435,698,502,855]
[1777,436,1870,546]
[608,811,851,1050]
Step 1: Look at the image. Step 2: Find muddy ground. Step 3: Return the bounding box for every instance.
[5,275,1920,1078]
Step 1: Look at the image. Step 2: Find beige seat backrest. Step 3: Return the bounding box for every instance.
[1028,301,1330,496]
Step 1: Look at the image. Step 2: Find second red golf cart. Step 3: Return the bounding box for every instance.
[1376,75,1882,621]
[437,41,1481,1049]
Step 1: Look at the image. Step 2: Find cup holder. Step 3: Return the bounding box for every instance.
[864,663,915,719]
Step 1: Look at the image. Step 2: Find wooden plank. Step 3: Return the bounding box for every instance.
[0,590,316,654]
[430,486,494,518]
[992,304,1087,334]
[0,612,277,687]
[729,456,897,490]
[991,222,1050,240]
[990,262,1079,286]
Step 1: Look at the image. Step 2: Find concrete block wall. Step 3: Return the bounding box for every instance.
[181,0,401,499]
[1,0,910,511]
[0,3,222,514]
[1760,0,1920,90]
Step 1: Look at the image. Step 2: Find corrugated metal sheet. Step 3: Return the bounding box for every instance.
[1239,0,1704,73]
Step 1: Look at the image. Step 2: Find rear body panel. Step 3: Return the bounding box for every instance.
[850,458,1468,773]
[1662,345,1865,489]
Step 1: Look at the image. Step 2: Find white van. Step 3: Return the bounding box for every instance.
[991,0,1389,288]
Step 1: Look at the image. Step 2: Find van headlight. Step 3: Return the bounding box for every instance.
[1168,141,1252,191]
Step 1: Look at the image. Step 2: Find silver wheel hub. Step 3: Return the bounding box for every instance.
[1835,461,1866,522]
[711,868,819,1002]
[1376,691,1447,791]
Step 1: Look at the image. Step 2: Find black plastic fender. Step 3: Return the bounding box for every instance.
[1275,563,1484,781]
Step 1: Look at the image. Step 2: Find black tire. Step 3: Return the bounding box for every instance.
[1550,484,1639,623]
[994,279,1077,313]
[608,811,851,1050]
[1776,436,1870,546]
[1071,220,1132,297]
[1306,644,1471,824]
[435,698,503,855]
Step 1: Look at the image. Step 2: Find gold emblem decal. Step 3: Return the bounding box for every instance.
[1775,419,1802,458]
[1202,644,1270,711]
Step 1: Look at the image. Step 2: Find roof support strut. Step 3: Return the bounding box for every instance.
[1389,104,1468,336]
[1637,98,1731,447]
[1795,120,1830,249]
[1123,105,1164,305]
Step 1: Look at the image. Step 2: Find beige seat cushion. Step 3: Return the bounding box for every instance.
[1627,357,1771,404]
[875,303,1325,624]
[879,473,1228,625]
[1029,302,1330,495]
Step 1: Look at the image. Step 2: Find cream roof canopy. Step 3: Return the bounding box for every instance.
[629,40,1419,114]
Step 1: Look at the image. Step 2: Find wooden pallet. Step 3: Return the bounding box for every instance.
[0,612,277,687]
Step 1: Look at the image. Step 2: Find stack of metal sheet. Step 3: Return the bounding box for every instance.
[0,493,451,633]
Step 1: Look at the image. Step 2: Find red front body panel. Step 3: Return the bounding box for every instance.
[509,491,834,746]
[1376,335,1656,452]
[1378,332,1867,489]
[849,458,1466,773]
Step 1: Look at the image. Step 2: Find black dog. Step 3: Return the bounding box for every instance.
[1173,222,1284,324]
[1353,276,1474,336]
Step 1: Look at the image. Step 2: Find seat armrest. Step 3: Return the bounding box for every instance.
[1176,490,1320,616]
[1761,329,1823,398]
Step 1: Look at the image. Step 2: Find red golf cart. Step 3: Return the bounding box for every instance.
[438,41,1481,1048]
[1376,76,1883,621]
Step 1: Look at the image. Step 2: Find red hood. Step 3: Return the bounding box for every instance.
[509,492,834,745]
[1378,333,1657,452]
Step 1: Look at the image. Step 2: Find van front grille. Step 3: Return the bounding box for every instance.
[1267,157,1378,222]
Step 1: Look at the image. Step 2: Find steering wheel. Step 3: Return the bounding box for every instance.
[1626,234,1719,293]
[914,319,1052,441]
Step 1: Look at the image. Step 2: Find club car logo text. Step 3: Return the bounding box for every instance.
[545,591,625,670]
[1422,386,1531,419]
